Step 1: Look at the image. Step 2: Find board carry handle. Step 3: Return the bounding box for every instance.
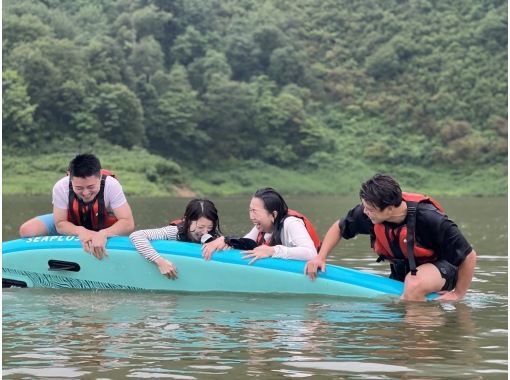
[48,260,81,272]
[2,278,28,288]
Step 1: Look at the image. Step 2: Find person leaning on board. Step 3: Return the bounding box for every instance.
[304,173,476,302]
[19,153,135,260]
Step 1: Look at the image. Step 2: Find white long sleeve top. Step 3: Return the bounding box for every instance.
[243,216,317,260]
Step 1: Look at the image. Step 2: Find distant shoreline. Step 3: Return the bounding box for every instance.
[3,151,507,197]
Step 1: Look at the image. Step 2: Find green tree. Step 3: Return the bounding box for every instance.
[85,36,126,84]
[6,38,90,137]
[201,75,256,163]
[365,44,401,79]
[95,83,145,148]
[476,10,507,51]
[440,120,472,143]
[147,64,206,160]
[226,33,262,81]
[129,36,164,82]
[112,12,136,56]
[150,70,173,96]
[131,4,172,42]
[188,50,232,93]
[253,25,285,69]
[268,46,309,86]
[2,69,38,148]
[48,9,77,39]
[170,25,207,65]
[3,14,52,52]
[6,43,58,111]
[74,3,108,41]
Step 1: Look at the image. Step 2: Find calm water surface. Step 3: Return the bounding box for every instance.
[2,195,508,379]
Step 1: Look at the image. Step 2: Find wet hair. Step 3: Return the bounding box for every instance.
[177,199,221,241]
[253,187,289,246]
[359,174,402,210]
[68,154,101,179]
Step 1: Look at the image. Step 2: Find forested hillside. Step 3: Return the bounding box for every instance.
[3,0,507,195]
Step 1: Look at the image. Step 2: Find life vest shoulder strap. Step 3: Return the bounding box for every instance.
[256,230,269,246]
[100,169,117,180]
[255,209,321,250]
[402,192,444,213]
[287,209,321,250]
[402,192,444,275]
[96,175,107,229]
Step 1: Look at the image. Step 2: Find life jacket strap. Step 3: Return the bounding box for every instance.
[406,202,418,275]
[96,175,107,230]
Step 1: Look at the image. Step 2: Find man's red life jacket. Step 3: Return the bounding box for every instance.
[67,169,118,231]
[372,192,444,269]
[256,209,321,250]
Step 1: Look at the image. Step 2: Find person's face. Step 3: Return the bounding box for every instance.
[71,175,101,203]
[249,197,275,233]
[361,199,393,224]
[188,217,214,242]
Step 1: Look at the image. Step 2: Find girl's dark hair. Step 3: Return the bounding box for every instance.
[359,174,402,210]
[69,153,101,178]
[177,199,221,241]
[253,187,289,246]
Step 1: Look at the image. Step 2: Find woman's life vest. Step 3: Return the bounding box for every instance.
[169,219,187,241]
[256,209,321,250]
[67,169,118,231]
[372,192,444,275]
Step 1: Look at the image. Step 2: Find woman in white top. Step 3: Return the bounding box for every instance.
[130,199,221,279]
[202,188,318,263]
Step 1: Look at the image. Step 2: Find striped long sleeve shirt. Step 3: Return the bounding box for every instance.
[129,225,180,262]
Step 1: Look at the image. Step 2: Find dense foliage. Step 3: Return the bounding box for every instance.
[2,0,507,194]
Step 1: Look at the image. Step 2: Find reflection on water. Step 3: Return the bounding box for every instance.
[284,361,414,373]
[2,195,508,378]
[2,288,508,379]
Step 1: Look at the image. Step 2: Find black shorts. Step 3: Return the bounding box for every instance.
[432,260,458,291]
[389,260,458,291]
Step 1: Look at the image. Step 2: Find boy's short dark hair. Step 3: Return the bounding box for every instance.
[68,154,101,179]
[359,174,402,210]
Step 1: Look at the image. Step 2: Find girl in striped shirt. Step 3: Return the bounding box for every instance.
[129,199,221,279]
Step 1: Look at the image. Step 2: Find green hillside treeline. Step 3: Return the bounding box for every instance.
[2,0,507,196]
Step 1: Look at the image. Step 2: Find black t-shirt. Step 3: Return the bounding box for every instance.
[338,203,473,266]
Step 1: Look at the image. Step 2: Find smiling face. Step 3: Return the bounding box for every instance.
[249,197,275,233]
[71,175,102,203]
[361,199,394,224]
[188,216,214,242]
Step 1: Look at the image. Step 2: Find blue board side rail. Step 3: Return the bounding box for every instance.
[2,237,437,299]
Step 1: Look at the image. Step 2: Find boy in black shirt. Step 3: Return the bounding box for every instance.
[305,174,476,301]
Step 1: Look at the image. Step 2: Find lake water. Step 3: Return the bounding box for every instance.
[2,195,508,379]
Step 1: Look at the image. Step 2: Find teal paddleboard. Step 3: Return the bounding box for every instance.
[2,236,434,299]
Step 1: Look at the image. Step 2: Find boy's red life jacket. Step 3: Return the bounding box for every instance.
[67,169,118,231]
[372,192,444,270]
[256,209,321,250]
